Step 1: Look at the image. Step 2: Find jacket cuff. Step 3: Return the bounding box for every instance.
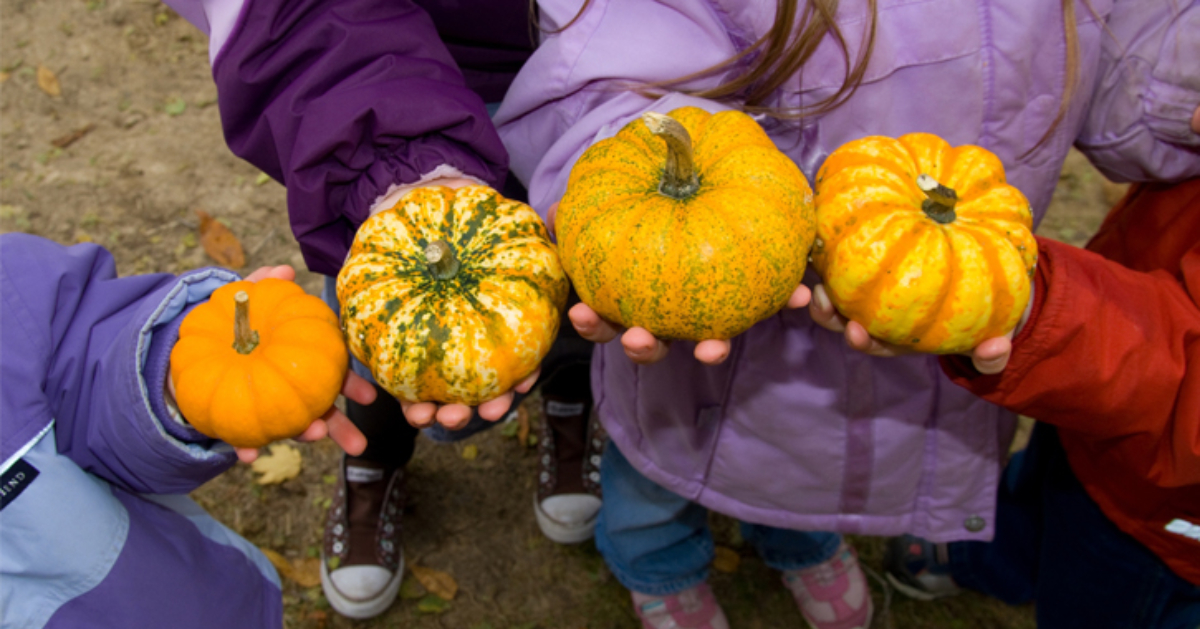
[287,136,504,276]
[144,301,208,443]
[132,268,242,467]
[367,164,490,217]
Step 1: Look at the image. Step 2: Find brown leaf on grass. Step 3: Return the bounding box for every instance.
[0,72,10,83]
[712,546,740,573]
[36,65,61,97]
[288,557,322,588]
[260,548,322,587]
[51,123,96,149]
[409,564,458,600]
[517,404,531,448]
[196,209,245,268]
[260,547,292,576]
[250,443,302,485]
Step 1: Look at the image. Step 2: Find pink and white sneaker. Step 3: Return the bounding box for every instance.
[632,583,730,629]
[782,542,873,629]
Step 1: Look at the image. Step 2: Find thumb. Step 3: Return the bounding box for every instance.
[971,336,1013,375]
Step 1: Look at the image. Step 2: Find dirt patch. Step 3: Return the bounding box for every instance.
[1,1,1119,627]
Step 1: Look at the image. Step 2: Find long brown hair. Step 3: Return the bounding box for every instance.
[541,0,1082,149]
[664,0,878,119]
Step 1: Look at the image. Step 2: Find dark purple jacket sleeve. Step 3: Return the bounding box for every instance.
[212,0,509,275]
[0,234,238,494]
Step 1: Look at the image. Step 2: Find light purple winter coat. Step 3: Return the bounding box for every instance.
[495,0,1200,542]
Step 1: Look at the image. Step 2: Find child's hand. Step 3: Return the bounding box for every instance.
[397,371,540,430]
[808,283,1032,374]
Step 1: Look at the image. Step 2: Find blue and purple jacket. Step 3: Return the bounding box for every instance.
[0,234,281,629]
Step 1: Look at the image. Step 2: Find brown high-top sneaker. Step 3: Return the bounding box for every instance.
[534,389,605,544]
[320,457,405,619]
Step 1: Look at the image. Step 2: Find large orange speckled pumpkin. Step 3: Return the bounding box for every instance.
[810,133,1037,354]
[556,106,816,341]
[337,185,568,405]
[170,278,348,448]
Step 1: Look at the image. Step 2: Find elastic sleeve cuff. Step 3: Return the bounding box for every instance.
[134,267,242,461]
[143,301,209,443]
[366,164,490,217]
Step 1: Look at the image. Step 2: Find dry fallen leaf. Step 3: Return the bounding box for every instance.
[36,65,61,97]
[260,547,322,587]
[196,209,245,268]
[51,123,96,149]
[0,72,10,83]
[288,557,322,588]
[260,547,292,577]
[250,443,302,485]
[712,546,741,573]
[409,564,458,600]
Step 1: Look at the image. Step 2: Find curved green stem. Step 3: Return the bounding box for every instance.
[642,112,700,200]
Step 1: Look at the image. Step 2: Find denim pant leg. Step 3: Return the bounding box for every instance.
[741,523,842,573]
[594,440,714,596]
[950,425,1200,629]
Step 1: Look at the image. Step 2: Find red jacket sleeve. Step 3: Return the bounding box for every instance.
[941,184,1200,489]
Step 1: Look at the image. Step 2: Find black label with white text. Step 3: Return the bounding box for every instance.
[0,458,40,511]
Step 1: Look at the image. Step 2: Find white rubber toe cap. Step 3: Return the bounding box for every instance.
[321,558,404,619]
[534,493,602,544]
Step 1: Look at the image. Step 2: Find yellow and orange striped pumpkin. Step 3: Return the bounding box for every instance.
[556,106,816,340]
[337,185,568,405]
[810,133,1037,354]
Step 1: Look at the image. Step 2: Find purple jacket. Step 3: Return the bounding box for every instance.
[495,0,1200,541]
[165,0,533,276]
[0,234,281,628]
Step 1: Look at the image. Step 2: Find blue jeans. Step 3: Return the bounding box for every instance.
[595,440,843,595]
[948,425,1200,629]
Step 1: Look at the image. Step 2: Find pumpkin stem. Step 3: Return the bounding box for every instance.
[642,112,700,200]
[424,240,461,280]
[232,290,260,355]
[917,174,958,224]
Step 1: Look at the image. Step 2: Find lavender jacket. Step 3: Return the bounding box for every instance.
[495,0,1200,541]
[164,0,533,276]
[0,235,281,629]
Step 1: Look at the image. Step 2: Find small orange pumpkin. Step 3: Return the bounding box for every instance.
[169,278,348,448]
[556,106,816,340]
[810,133,1037,354]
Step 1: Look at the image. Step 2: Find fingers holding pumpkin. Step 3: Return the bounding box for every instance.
[568,301,621,344]
[810,284,910,358]
[808,284,848,334]
[242,264,296,283]
[398,368,538,430]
